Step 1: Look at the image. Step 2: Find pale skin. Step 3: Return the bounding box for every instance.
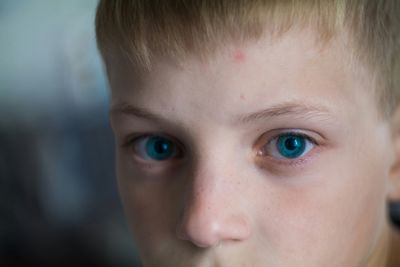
[107,28,400,267]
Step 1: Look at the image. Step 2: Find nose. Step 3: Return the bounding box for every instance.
[176,165,252,248]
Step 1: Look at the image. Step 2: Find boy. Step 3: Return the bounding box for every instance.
[95,1,400,266]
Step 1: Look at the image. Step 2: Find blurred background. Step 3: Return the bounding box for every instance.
[0,1,141,266]
[1,1,400,267]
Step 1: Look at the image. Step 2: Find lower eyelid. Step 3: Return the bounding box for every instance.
[253,131,322,170]
[254,147,319,174]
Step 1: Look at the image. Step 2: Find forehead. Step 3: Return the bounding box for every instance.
[107,28,379,127]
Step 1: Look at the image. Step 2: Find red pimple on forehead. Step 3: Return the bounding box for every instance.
[233,50,246,63]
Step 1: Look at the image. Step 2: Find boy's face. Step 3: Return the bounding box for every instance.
[108,29,398,267]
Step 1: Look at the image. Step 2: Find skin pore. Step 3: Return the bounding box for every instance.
[107,28,400,267]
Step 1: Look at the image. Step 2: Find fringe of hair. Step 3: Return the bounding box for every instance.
[95,0,400,116]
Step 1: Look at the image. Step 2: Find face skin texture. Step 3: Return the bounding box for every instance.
[107,28,400,267]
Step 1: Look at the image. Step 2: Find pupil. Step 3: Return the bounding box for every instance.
[146,137,174,160]
[154,140,169,154]
[285,137,299,151]
[277,135,306,159]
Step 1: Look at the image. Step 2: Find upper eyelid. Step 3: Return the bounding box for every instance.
[257,131,315,150]
[122,133,173,146]
[256,129,321,147]
[253,130,322,164]
[270,132,318,144]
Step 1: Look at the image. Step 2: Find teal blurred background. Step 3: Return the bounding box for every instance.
[0,1,141,266]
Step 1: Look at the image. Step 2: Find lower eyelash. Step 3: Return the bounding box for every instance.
[255,131,319,170]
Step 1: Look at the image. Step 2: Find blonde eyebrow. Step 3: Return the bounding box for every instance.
[111,101,332,124]
[234,102,332,125]
[110,102,168,123]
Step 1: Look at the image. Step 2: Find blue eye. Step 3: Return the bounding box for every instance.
[263,133,315,160]
[277,134,307,159]
[133,135,180,161]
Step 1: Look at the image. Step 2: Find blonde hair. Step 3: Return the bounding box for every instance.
[95,0,400,116]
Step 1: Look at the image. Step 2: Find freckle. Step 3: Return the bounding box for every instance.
[233,50,246,63]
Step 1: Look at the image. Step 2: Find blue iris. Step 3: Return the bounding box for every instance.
[276,134,306,159]
[145,136,175,160]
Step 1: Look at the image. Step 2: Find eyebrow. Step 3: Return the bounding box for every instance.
[110,101,332,125]
[110,102,169,123]
[235,102,331,124]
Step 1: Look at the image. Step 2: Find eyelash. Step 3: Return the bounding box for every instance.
[255,131,318,167]
[122,130,319,167]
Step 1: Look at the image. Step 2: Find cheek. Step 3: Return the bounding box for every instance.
[116,162,180,254]
[254,146,389,264]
